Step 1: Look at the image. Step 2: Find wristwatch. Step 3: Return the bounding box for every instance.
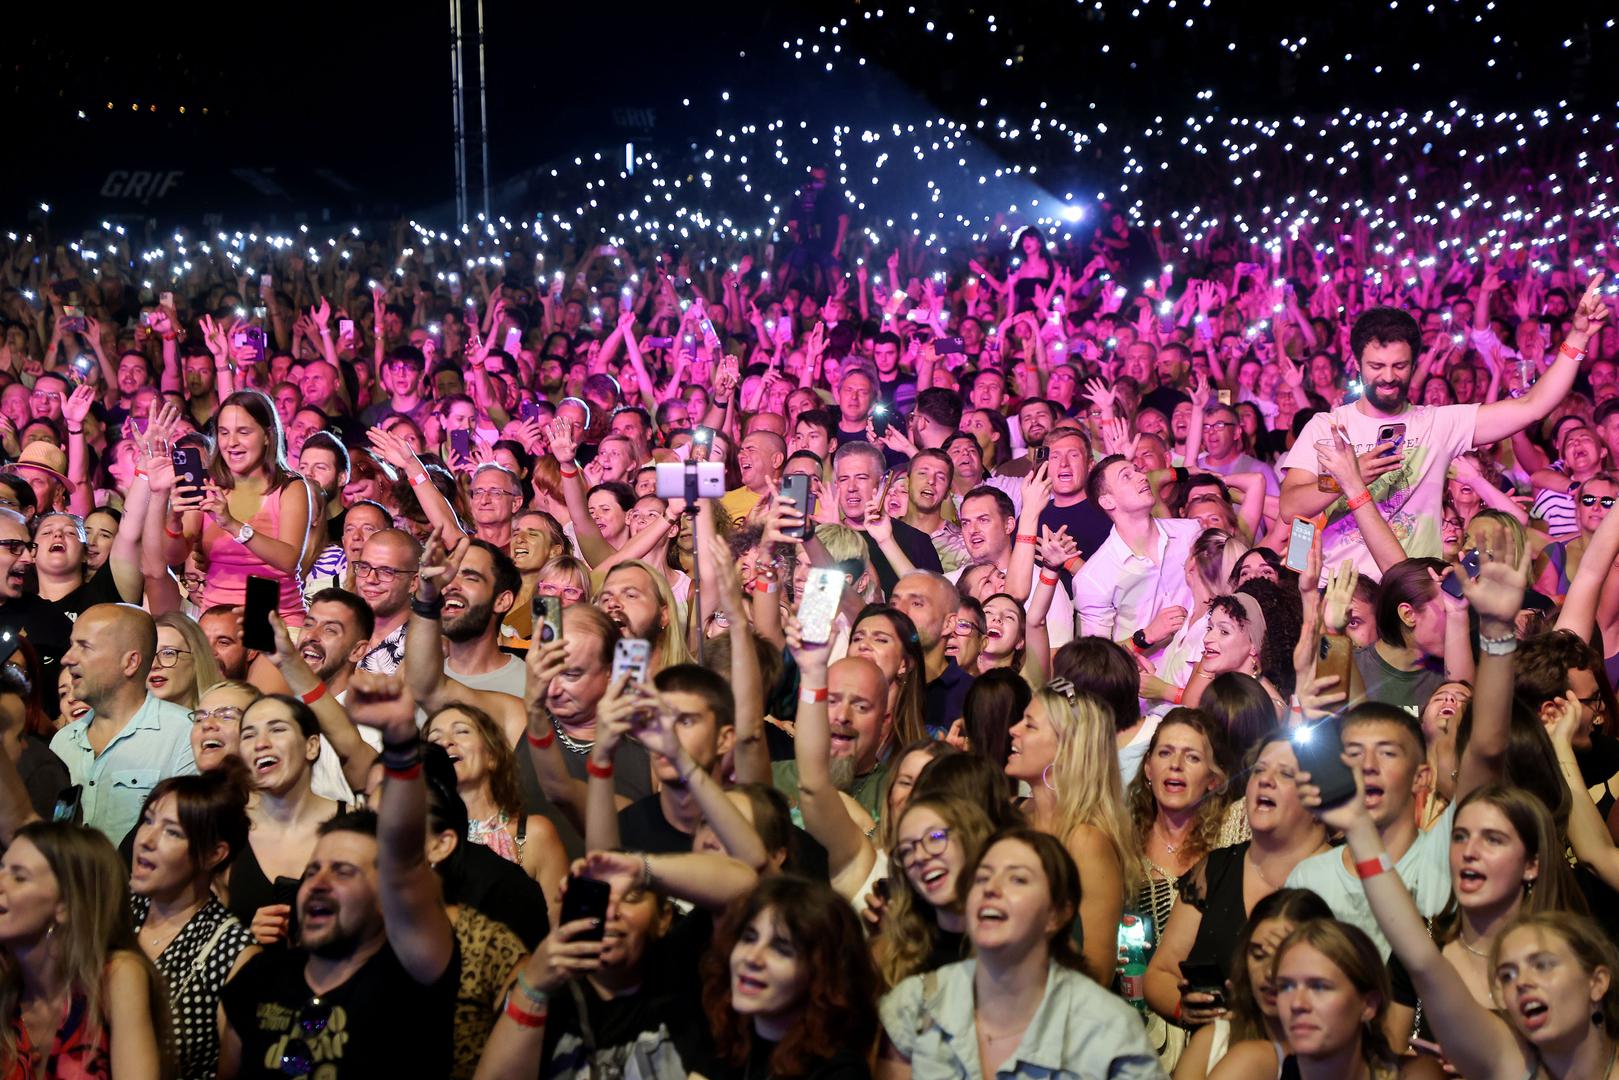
[1132,629,1152,652]
[233,523,255,545]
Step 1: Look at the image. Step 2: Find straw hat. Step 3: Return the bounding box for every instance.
[7,442,74,493]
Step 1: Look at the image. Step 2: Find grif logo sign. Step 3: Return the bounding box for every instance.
[99,170,183,203]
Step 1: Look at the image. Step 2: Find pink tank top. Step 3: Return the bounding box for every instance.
[197,480,310,624]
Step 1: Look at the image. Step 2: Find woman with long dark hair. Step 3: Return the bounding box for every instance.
[129,765,259,1079]
[159,389,317,623]
[0,822,170,1078]
[872,795,997,988]
[849,605,929,750]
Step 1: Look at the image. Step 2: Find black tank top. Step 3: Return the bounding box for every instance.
[227,801,348,929]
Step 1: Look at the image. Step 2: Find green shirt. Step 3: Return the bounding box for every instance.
[771,754,893,829]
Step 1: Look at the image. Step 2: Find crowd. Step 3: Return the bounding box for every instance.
[0,149,1615,1080]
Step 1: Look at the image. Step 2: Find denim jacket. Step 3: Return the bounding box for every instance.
[880,960,1167,1080]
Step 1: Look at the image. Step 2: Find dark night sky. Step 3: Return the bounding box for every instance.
[0,1,1608,229]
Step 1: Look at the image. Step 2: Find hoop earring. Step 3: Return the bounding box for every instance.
[1595,1009,1605,1029]
[1042,764,1056,792]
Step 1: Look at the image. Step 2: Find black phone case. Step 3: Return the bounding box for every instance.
[172,448,207,489]
[242,575,279,653]
[1293,717,1359,809]
[780,475,813,541]
[559,876,611,942]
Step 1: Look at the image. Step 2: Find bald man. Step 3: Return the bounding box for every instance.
[722,430,788,521]
[50,603,197,839]
[771,653,895,823]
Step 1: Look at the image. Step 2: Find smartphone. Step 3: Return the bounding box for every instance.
[159,291,174,309]
[1291,716,1359,809]
[797,567,846,645]
[654,460,725,499]
[0,628,20,669]
[68,354,96,385]
[1315,632,1362,705]
[779,474,814,541]
[1179,961,1227,1006]
[60,305,86,334]
[242,575,279,653]
[935,335,966,355]
[871,403,892,438]
[51,784,84,825]
[641,336,674,349]
[171,446,208,490]
[130,415,151,436]
[1441,548,1481,600]
[270,875,301,909]
[338,318,355,342]
[1217,389,1232,405]
[232,326,266,364]
[535,596,563,646]
[1032,446,1051,465]
[612,638,652,686]
[449,430,471,459]
[1376,423,1406,450]
[692,426,715,448]
[502,328,522,355]
[518,400,543,424]
[259,273,273,294]
[559,875,611,941]
[1285,517,1316,573]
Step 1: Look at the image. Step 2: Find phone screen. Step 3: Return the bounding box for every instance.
[1291,717,1359,809]
[242,575,278,653]
[1285,518,1315,573]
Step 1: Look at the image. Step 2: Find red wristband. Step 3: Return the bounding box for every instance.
[1038,571,1060,586]
[526,728,555,750]
[505,998,548,1028]
[1345,489,1373,511]
[300,683,328,706]
[1015,533,1038,546]
[164,524,185,539]
[800,686,828,704]
[1170,687,1185,706]
[1354,854,1394,880]
[586,758,614,779]
[560,465,580,479]
[384,762,422,781]
[1560,341,1586,362]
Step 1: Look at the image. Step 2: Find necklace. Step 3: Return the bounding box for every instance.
[140,902,201,955]
[551,715,594,754]
[1458,933,1490,959]
[1154,819,1188,856]
[1246,849,1288,892]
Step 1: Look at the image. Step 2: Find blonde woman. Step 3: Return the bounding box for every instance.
[1004,679,1134,984]
[148,613,223,710]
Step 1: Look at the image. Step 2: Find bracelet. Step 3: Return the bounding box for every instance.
[503,994,548,1029]
[408,472,429,487]
[164,524,185,539]
[379,737,422,772]
[66,427,82,435]
[1038,571,1060,586]
[1170,687,1185,706]
[514,972,550,1007]
[411,595,445,619]
[526,728,555,750]
[586,758,614,779]
[1560,341,1587,362]
[299,683,328,706]
[384,762,422,781]
[1345,489,1373,511]
[1354,853,1395,880]
[1479,630,1518,656]
[800,686,828,704]
[640,852,655,891]
[133,468,147,479]
[1062,555,1082,574]
[559,464,580,479]
[1015,533,1038,546]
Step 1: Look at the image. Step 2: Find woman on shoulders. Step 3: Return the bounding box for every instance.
[130,764,260,1080]
[878,827,1163,1080]
[0,822,170,1079]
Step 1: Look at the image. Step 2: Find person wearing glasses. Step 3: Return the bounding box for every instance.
[146,613,222,711]
[50,603,198,841]
[1538,472,1618,600]
[873,794,996,987]
[219,673,459,1079]
[466,463,523,553]
[353,529,423,677]
[1195,403,1279,497]
[0,509,73,679]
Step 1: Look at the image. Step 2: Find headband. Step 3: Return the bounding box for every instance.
[1233,593,1269,649]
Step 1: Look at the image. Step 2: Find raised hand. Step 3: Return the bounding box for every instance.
[345,670,419,747]
[61,384,95,427]
[1037,524,1078,570]
[1322,559,1359,631]
[417,524,470,602]
[1573,272,1610,338]
[1083,379,1117,419]
[1458,541,1531,634]
[546,416,578,465]
[863,491,893,544]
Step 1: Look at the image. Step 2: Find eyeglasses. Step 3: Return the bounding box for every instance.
[190,707,244,725]
[278,999,335,1077]
[152,647,192,669]
[353,561,415,583]
[1579,693,1609,713]
[953,618,985,636]
[29,391,60,403]
[471,487,518,500]
[894,827,952,868]
[1581,495,1617,509]
[537,582,586,602]
[1203,421,1237,431]
[0,540,36,556]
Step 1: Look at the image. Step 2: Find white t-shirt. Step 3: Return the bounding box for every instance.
[1284,802,1457,958]
[1281,402,1479,582]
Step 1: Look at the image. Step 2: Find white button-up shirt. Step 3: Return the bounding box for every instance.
[1072,517,1202,662]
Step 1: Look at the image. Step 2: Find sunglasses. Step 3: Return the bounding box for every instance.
[279,1000,334,1077]
[1581,495,1617,509]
